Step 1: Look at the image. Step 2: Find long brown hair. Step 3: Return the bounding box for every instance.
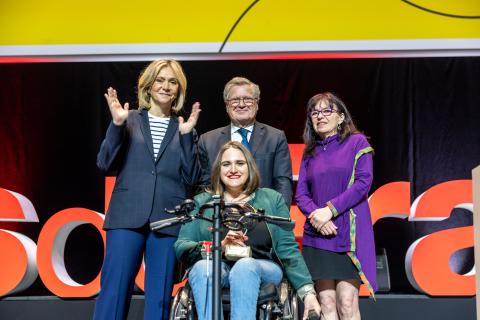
[302,92,359,157]
[209,141,260,196]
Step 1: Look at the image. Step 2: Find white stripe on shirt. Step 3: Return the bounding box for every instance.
[148,113,170,159]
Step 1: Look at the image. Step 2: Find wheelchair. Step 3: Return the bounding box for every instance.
[169,278,299,320]
[151,200,306,319]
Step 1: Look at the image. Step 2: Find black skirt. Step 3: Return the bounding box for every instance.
[302,246,360,281]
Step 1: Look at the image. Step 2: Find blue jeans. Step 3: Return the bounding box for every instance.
[188,257,283,320]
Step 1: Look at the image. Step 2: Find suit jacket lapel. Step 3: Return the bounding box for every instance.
[140,110,155,159]
[219,125,231,147]
[155,116,178,163]
[249,121,264,156]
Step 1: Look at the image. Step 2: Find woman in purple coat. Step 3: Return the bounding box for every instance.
[295,92,376,320]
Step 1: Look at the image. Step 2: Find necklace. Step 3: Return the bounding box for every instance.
[320,132,337,151]
[320,139,328,151]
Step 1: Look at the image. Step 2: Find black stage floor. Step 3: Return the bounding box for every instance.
[0,294,475,319]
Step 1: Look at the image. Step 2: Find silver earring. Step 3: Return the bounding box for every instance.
[337,123,341,130]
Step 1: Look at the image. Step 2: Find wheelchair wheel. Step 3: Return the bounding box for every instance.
[277,280,299,320]
[169,286,195,320]
[257,300,274,320]
[289,294,299,320]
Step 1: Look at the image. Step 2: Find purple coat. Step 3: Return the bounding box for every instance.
[295,133,377,295]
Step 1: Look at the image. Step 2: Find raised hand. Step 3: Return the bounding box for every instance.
[178,102,201,134]
[104,87,129,125]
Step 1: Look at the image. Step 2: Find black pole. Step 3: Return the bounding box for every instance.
[212,194,222,320]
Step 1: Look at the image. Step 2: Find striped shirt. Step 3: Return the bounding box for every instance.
[148,113,170,159]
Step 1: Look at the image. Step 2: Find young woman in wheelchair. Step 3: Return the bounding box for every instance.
[174,141,321,320]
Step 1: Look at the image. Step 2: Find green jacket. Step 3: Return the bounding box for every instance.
[174,188,314,291]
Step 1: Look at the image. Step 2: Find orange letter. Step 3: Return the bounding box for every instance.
[288,143,304,180]
[368,181,411,224]
[37,208,106,297]
[0,188,38,296]
[406,180,473,296]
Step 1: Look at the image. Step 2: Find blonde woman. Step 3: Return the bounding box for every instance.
[94,59,201,320]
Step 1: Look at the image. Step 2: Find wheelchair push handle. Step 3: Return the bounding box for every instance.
[164,199,195,215]
[264,217,295,231]
[150,199,196,232]
[150,216,190,231]
[243,210,296,231]
[307,310,321,320]
[151,198,296,232]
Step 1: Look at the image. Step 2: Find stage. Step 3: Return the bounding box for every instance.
[0,294,475,320]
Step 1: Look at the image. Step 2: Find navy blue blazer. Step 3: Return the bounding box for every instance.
[97,109,198,236]
[197,121,293,206]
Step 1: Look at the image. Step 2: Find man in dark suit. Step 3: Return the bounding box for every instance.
[198,77,293,205]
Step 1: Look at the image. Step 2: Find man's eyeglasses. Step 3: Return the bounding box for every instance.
[227,97,257,107]
[310,108,337,118]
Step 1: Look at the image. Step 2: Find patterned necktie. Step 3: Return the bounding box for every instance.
[237,128,251,151]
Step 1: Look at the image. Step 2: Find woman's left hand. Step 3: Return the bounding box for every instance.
[179,102,201,134]
[319,220,337,236]
[308,207,333,230]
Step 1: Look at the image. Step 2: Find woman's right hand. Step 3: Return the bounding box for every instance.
[104,87,129,126]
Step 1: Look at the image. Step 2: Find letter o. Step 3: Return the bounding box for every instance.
[37,208,106,297]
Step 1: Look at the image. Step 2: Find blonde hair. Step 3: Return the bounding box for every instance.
[223,77,260,101]
[137,59,187,114]
[209,141,260,196]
